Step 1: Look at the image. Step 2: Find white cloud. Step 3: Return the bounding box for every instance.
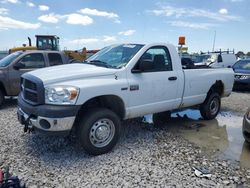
[0,15,40,30]
[39,5,49,11]
[69,35,117,45]
[26,1,35,7]
[79,8,120,23]
[103,36,116,42]
[0,8,8,15]
[219,8,228,15]
[37,13,93,26]
[70,38,99,45]
[231,0,243,2]
[169,21,216,29]
[151,6,241,22]
[66,14,93,26]
[1,0,19,4]
[38,13,59,23]
[118,30,136,36]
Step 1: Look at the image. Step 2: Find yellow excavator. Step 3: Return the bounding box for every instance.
[9,35,87,61]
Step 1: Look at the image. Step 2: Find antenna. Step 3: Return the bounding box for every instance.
[212,30,216,52]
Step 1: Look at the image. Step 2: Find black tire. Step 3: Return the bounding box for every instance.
[152,111,171,127]
[77,108,121,155]
[200,93,221,120]
[0,89,4,108]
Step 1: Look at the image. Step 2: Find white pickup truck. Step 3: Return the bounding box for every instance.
[17,43,234,155]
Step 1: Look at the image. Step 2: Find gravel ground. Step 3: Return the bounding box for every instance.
[0,92,250,187]
[222,91,250,114]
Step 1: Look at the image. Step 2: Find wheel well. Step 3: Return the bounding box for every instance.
[0,82,6,95]
[76,95,125,120]
[207,80,224,97]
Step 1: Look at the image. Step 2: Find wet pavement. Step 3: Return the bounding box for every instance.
[144,109,250,168]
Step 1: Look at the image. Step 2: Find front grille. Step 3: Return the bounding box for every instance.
[25,79,37,90]
[21,75,44,105]
[24,89,38,103]
[235,74,250,80]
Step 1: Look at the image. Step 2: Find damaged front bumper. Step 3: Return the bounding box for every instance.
[17,96,81,135]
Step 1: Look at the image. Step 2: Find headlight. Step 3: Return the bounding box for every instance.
[45,86,79,105]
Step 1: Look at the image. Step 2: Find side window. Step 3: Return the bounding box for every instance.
[136,46,172,72]
[17,53,45,69]
[48,53,63,66]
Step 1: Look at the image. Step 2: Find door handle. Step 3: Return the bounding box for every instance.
[168,76,177,81]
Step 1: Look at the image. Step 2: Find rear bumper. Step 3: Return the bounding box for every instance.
[17,95,81,135]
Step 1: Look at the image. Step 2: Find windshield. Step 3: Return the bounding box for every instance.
[233,60,250,70]
[86,44,144,69]
[0,52,22,68]
[195,55,211,63]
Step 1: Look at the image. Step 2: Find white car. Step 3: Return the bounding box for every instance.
[195,53,237,68]
[17,43,234,155]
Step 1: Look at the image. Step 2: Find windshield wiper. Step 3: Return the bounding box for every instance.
[88,60,117,69]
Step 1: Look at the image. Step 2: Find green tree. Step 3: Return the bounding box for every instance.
[246,52,250,57]
[236,51,245,58]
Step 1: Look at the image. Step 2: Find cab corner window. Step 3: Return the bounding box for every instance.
[48,53,63,66]
[17,53,45,69]
[135,46,172,72]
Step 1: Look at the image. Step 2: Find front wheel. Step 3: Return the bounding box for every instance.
[78,108,121,155]
[200,93,221,120]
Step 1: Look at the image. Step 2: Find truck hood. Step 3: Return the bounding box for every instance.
[26,63,117,84]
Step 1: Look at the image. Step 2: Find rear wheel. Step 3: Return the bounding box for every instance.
[0,90,4,108]
[152,111,171,127]
[77,108,121,155]
[200,93,221,120]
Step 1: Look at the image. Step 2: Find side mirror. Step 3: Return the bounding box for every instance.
[218,55,223,63]
[139,59,154,71]
[13,63,25,70]
[132,59,154,73]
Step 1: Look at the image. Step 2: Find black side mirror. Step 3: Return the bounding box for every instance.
[139,59,154,71]
[13,63,25,70]
[132,59,154,73]
[218,55,223,63]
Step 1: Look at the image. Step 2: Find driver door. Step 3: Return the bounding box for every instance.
[127,46,181,118]
[9,53,45,95]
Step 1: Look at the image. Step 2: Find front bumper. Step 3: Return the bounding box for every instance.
[17,95,81,135]
[233,80,250,90]
[242,112,250,143]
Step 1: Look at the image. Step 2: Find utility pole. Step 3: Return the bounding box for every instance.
[212,30,216,52]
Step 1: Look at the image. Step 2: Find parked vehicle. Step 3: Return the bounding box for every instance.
[232,59,250,90]
[242,108,250,143]
[17,43,234,155]
[0,51,69,107]
[194,51,236,68]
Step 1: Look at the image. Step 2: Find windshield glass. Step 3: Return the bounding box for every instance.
[86,44,144,69]
[233,60,250,70]
[0,52,22,68]
[194,55,211,63]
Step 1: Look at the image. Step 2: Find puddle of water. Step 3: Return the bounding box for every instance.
[144,110,250,168]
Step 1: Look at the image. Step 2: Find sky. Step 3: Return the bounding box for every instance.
[0,0,249,53]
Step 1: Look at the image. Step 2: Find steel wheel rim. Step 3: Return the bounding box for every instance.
[89,118,115,148]
[210,97,219,115]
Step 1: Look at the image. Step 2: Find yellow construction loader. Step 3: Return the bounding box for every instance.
[9,35,87,61]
